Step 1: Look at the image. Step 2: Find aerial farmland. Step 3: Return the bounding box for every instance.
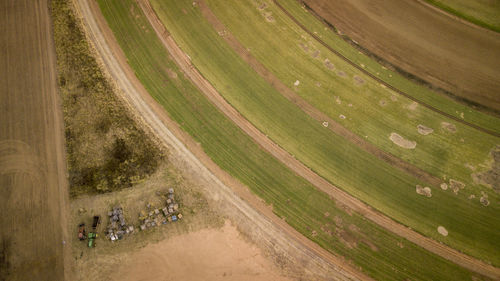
[1,0,499,280]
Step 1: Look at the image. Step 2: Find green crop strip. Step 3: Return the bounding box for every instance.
[423,0,500,33]
[204,0,500,197]
[152,0,499,264]
[97,0,482,279]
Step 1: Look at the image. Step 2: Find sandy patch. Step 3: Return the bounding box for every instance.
[407,102,418,111]
[336,70,347,77]
[339,114,346,120]
[165,67,178,79]
[440,183,448,190]
[480,192,490,206]
[298,42,309,53]
[449,179,465,194]
[353,75,365,85]
[417,124,433,135]
[389,133,416,149]
[322,121,329,127]
[324,58,335,70]
[437,226,448,236]
[312,50,320,58]
[441,122,457,133]
[472,146,500,192]
[112,221,291,281]
[415,185,432,197]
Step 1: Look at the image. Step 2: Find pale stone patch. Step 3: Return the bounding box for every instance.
[449,179,465,194]
[480,191,490,206]
[417,125,433,135]
[322,121,329,127]
[294,80,300,86]
[440,183,448,190]
[389,133,416,149]
[339,114,346,120]
[441,122,457,133]
[437,226,448,236]
[416,185,432,197]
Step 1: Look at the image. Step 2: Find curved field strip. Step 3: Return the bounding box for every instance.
[300,0,500,113]
[153,0,500,265]
[204,0,500,200]
[140,1,499,277]
[93,0,488,279]
[275,0,500,136]
[273,0,500,133]
[421,0,500,33]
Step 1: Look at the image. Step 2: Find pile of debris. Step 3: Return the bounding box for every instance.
[140,188,182,231]
[106,206,134,241]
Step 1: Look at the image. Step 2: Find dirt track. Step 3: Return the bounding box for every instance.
[302,0,500,113]
[72,0,367,280]
[138,0,500,278]
[0,0,71,280]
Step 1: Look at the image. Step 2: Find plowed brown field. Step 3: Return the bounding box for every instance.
[303,0,500,112]
[0,0,71,280]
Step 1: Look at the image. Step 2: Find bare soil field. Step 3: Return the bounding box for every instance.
[111,221,292,281]
[0,0,71,280]
[302,0,500,112]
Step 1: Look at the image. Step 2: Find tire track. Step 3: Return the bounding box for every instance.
[273,0,500,138]
[140,0,500,278]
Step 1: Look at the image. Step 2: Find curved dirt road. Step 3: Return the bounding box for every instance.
[72,0,368,280]
[139,0,500,278]
[0,0,71,280]
[301,0,500,113]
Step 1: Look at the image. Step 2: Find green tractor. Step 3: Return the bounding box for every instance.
[87,232,97,248]
[88,215,101,248]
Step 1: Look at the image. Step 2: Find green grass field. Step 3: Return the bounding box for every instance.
[204,0,500,198]
[423,0,500,33]
[151,0,500,265]
[97,0,484,279]
[275,0,500,134]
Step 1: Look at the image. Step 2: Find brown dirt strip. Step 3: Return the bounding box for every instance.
[300,0,500,115]
[73,0,367,279]
[197,0,442,188]
[0,0,72,280]
[141,0,500,278]
[274,0,500,138]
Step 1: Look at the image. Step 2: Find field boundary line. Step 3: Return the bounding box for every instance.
[274,0,500,137]
[142,0,500,278]
[71,0,368,279]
